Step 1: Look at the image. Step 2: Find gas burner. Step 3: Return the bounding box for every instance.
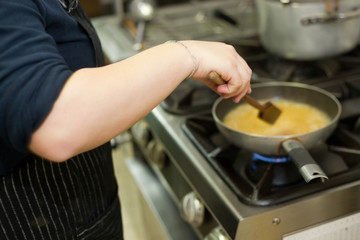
[249,51,360,84]
[263,58,333,82]
[246,154,302,188]
[252,153,289,163]
[160,79,219,115]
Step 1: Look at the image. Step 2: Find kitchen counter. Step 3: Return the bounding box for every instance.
[92,0,258,62]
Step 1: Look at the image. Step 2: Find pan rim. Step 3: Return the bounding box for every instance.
[212,81,342,139]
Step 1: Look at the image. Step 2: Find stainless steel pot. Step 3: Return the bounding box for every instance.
[255,0,360,60]
[212,82,342,182]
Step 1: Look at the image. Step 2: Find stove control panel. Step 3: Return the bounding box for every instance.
[132,119,233,239]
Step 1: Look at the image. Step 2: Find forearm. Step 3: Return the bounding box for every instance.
[29,42,193,162]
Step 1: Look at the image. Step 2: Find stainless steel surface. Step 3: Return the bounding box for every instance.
[131,119,222,239]
[133,21,146,51]
[125,157,198,239]
[299,163,327,183]
[92,16,138,62]
[114,0,125,23]
[128,0,156,51]
[256,0,360,60]
[92,0,257,62]
[129,0,156,21]
[145,107,250,237]
[234,182,360,240]
[283,212,360,239]
[146,105,360,240]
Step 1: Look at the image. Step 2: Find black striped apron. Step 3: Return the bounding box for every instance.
[0,4,123,240]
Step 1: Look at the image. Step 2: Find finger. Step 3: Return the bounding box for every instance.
[226,71,251,97]
[232,94,243,103]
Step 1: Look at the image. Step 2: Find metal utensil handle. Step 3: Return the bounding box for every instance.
[282,139,328,183]
[133,21,146,51]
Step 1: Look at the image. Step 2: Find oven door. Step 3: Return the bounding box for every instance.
[124,156,199,239]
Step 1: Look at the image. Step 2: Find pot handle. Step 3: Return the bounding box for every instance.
[301,8,360,25]
[282,139,328,183]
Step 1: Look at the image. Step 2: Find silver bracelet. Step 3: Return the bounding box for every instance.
[166,40,197,79]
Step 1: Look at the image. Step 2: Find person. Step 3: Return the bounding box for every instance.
[0,0,252,239]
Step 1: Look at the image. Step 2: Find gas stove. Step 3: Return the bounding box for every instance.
[92,1,360,238]
[139,41,360,240]
[172,39,360,208]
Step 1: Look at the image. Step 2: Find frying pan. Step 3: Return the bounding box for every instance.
[212,82,342,182]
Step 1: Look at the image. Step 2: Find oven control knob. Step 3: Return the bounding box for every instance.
[180,192,205,227]
[148,141,167,169]
[131,121,152,147]
[204,226,230,240]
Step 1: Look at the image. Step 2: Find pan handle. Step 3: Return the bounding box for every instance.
[282,139,328,183]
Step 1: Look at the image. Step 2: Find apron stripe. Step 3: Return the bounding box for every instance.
[26,161,53,239]
[64,160,83,221]
[3,175,27,239]
[81,153,101,214]
[0,194,20,240]
[57,163,77,226]
[42,160,68,240]
[0,216,8,238]
[19,167,46,240]
[88,151,106,208]
[76,153,96,217]
[49,163,72,231]
[11,172,37,239]
[35,159,61,240]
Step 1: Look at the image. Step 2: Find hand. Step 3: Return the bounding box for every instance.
[179,40,252,103]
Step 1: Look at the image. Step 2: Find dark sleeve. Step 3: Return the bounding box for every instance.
[0,1,73,153]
